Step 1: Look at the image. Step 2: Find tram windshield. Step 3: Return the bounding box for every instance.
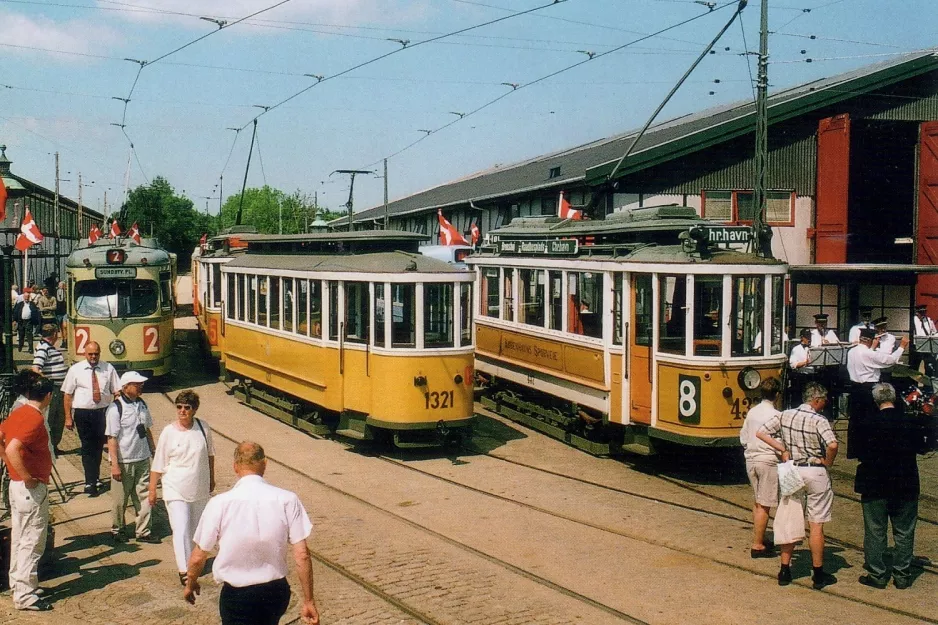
[75,280,158,318]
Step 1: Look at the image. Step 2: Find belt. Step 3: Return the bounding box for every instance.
[794,461,826,468]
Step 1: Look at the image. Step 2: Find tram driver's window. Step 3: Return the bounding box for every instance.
[375,283,386,347]
[519,269,545,327]
[392,284,416,348]
[212,264,222,307]
[460,283,473,346]
[425,283,454,348]
[502,268,515,322]
[732,276,763,356]
[694,276,723,356]
[658,275,685,355]
[481,268,499,318]
[771,276,786,355]
[345,281,369,344]
[226,273,236,319]
[548,271,562,331]
[635,275,652,346]
[568,272,604,338]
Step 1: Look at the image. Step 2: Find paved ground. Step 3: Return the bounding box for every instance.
[2,326,937,624]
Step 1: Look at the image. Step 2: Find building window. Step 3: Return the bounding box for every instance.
[702,190,795,226]
[549,166,561,179]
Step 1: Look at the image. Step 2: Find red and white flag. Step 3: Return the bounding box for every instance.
[0,174,7,223]
[438,210,469,246]
[470,222,481,246]
[558,190,582,221]
[15,208,43,251]
[88,224,102,244]
[129,222,142,244]
[110,220,122,238]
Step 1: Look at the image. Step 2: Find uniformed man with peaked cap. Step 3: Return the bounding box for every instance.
[849,306,875,344]
[810,313,839,347]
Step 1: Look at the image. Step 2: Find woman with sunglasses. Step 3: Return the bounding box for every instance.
[148,390,216,585]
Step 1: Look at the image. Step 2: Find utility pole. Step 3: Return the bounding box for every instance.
[53,152,60,276]
[752,0,772,258]
[103,189,108,217]
[383,158,389,230]
[77,172,83,234]
[332,169,372,232]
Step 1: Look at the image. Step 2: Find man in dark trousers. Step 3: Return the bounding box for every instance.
[12,292,40,352]
[855,383,924,590]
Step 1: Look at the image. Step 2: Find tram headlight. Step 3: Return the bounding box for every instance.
[109,339,126,356]
[738,367,761,390]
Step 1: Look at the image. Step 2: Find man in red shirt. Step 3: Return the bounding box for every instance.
[1,374,55,611]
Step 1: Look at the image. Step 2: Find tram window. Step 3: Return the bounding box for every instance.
[771,276,785,355]
[694,277,723,356]
[732,276,764,356]
[75,280,158,318]
[247,276,257,324]
[211,264,222,307]
[425,283,454,348]
[258,276,270,327]
[227,273,236,319]
[328,282,339,341]
[391,284,416,348]
[502,269,514,322]
[237,274,247,322]
[345,281,369,344]
[460,283,472,346]
[519,269,545,327]
[568,272,603,339]
[658,275,686,355]
[309,280,322,339]
[635,275,653,347]
[481,268,499,318]
[282,278,294,333]
[159,272,172,312]
[613,274,623,345]
[375,283,386,347]
[548,271,562,331]
[297,279,309,336]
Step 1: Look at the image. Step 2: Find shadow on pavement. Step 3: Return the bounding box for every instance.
[42,534,161,599]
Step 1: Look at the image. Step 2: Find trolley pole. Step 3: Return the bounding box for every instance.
[751,0,772,258]
[78,172,83,234]
[332,169,373,232]
[383,158,389,230]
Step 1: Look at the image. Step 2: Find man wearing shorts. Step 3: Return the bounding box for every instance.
[758,382,839,589]
[739,377,781,558]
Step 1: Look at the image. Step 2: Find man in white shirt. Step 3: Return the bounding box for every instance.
[185,441,320,625]
[848,306,874,343]
[912,303,938,377]
[62,341,121,496]
[872,316,896,354]
[106,371,157,543]
[810,313,839,347]
[846,328,908,459]
[739,377,782,559]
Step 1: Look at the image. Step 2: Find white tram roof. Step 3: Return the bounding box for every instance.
[471,243,786,267]
[66,238,172,267]
[224,250,468,274]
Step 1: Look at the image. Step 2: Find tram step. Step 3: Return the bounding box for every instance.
[335,428,367,440]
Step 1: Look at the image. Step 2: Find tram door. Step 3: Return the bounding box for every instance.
[629,274,653,424]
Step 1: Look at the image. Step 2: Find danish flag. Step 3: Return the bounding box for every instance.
[0,174,7,222]
[470,222,481,246]
[88,224,102,244]
[438,210,469,246]
[109,220,122,238]
[129,222,142,244]
[15,208,43,251]
[558,190,582,221]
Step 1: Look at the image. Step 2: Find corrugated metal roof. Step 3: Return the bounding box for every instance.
[224,251,467,274]
[344,49,938,225]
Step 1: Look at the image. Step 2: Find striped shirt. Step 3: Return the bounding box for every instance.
[759,404,837,464]
[32,340,68,383]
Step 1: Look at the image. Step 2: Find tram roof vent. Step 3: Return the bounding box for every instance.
[607,204,698,223]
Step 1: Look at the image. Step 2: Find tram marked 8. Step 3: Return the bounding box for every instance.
[677,374,701,424]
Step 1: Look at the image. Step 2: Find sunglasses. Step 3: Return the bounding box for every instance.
[176,404,194,411]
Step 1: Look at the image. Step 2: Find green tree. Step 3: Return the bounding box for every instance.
[119,176,216,268]
[220,187,334,233]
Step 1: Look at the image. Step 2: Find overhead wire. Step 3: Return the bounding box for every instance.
[738,10,756,101]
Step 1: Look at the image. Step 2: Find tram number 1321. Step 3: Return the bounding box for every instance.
[425,390,455,410]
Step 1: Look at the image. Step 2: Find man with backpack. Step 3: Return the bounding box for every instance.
[105,371,158,543]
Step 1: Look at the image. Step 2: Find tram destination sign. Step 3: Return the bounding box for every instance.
[697,226,752,244]
[95,267,137,279]
[497,239,579,255]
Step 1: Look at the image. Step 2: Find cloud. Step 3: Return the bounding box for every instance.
[0,11,120,60]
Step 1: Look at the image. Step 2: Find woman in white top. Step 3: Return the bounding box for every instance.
[148,389,215,585]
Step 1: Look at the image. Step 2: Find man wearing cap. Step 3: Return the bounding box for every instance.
[810,313,839,347]
[912,303,938,377]
[31,324,68,455]
[788,329,815,406]
[849,307,875,344]
[873,316,896,354]
[106,371,157,543]
[62,341,121,496]
[846,328,908,459]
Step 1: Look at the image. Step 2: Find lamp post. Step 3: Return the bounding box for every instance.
[0,145,27,375]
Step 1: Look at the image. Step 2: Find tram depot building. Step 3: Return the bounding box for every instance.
[343,50,938,339]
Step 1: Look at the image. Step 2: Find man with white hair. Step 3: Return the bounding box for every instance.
[106,371,157,543]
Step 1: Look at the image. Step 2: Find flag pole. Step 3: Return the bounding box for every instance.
[23,246,28,288]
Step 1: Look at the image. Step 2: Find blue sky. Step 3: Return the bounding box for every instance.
[0,0,935,220]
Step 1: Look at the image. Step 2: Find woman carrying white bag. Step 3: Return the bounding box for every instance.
[757,382,839,590]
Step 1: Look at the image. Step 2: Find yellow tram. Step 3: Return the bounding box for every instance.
[193,227,253,359]
[66,238,176,377]
[467,206,789,454]
[218,231,475,446]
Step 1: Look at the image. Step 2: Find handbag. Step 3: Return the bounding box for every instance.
[773,494,806,545]
[777,460,806,497]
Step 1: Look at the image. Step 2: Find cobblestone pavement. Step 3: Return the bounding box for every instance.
[2,338,937,624]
